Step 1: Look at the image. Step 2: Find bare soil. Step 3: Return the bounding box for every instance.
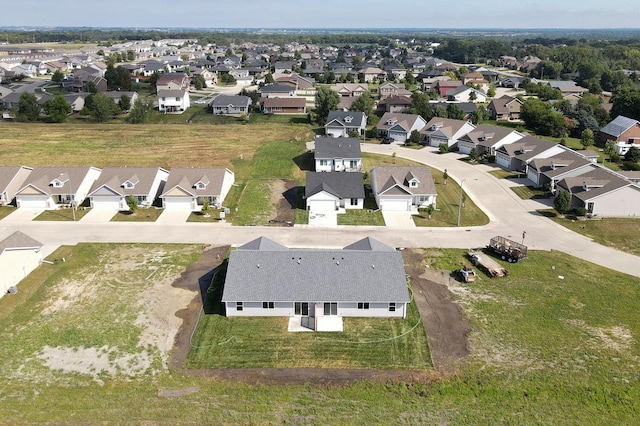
[169,248,470,384]
[268,179,298,225]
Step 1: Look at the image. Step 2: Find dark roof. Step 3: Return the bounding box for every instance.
[459,124,520,148]
[529,151,593,178]
[600,116,640,137]
[260,83,294,93]
[221,237,410,303]
[325,111,366,128]
[558,167,635,202]
[209,94,252,108]
[305,172,365,199]
[315,136,362,159]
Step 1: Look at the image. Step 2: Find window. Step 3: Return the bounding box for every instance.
[418,195,429,203]
[319,160,329,166]
[136,195,147,203]
[324,302,337,316]
[236,302,243,311]
[357,302,370,310]
[262,302,275,309]
[410,180,418,188]
[350,160,358,169]
[350,198,358,206]
[388,303,396,312]
[295,302,309,316]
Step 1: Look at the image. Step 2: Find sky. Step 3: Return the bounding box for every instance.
[1,0,640,29]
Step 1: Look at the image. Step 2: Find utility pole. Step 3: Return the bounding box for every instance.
[457,179,466,227]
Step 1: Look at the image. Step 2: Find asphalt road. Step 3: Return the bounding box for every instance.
[1,144,638,278]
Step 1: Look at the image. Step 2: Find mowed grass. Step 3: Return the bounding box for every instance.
[2,244,640,423]
[112,208,163,222]
[34,208,91,221]
[0,206,17,220]
[337,209,385,226]
[510,185,550,200]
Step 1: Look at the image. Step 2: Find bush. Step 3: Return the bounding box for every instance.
[438,143,449,154]
[575,207,587,217]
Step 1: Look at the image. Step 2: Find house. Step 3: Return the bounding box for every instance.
[160,167,234,211]
[384,95,412,113]
[221,236,410,331]
[0,166,32,206]
[192,67,217,86]
[457,124,524,156]
[209,94,252,116]
[0,231,43,299]
[598,115,640,153]
[378,82,411,100]
[556,167,640,217]
[103,91,138,111]
[260,83,296,98]
[88,167,169,210]
[461,71,488,86]
[261,97,306,114]
[314,136,362,172]
[370,166,437,212]
[446,85,487,103]
[377,112,428,142]
[420,118,476,148]
[495,135,560,172]
[359,67,386,83]
[487,95,523,121]
[156,73,190,113]
[272,61,296,73]
[305,172,365,214]
[330,83,368,98]
[499,76,525,88]
[546,80,588,97]
[436,80,463,98]
[14,166,102,209]
[527,150,597,190]
[275,73,316,93]
[324,111,367,138]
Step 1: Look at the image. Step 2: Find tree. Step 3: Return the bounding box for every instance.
[349,91,375,118]
[438,143,449,154]
[43,95,71,123]
[625,146,640,163]
[16,92,40,122]
[409,92,434,121]
[127,99,153,124]
[118,95,131,112]
[126,195,138,214]
[554,190,571,216]
[314,86,340,125]
[469,148,478,161]
[51,69,64,83]
[220,73,236,84]
[487,83,496,98]
[425,204,434,220]
[264,73,275,84]
[88,93,119,122]
[408,129,421,146]
[604,140,617,161]
[469,106,488,124]
[404,70,416,86]
[447,103,465,120]
[194,74,206,90]
[201,198,210,217]
[580,128,595,149]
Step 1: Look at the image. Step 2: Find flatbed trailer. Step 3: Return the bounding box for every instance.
[489,236,527,263]
[468,249,509,277]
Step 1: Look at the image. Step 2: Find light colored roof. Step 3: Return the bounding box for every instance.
[0,166,32,194]
[262,97,306,108]
[371,166,437,196]
[558,167,634,202]
[89,167,167,197]
[160,168,231,198]
[222,237,409,303]
[0,231,42,252]
[18,166,99,196]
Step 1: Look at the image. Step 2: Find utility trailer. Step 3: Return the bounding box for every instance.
[468,249,508,277]
[488,236,527,263]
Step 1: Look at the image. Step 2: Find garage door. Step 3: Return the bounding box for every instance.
[308,200,336,213]
[381,199,410,211]
[92,196,122,210]
[164,197,194,210]
[17,196,48,209]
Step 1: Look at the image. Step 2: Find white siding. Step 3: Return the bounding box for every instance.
[339,302,407,318]
[219,169,235,205]
[16,195,50,209]
[307,192,339,212]
[0,248,42,299]
[380,198,411,211]
[458,141,475,155]
[496,152,512,169]
[589,186,640,217]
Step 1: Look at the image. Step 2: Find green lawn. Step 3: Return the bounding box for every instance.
[337,209,385,226]
[511,185,550,200]
[187,210,224,222]
[34,208,91,221]
[0,206,17,220]
[488,169,522,179]
[111,208,163,222]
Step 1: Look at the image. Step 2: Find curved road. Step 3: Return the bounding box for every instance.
[0,143,638,278]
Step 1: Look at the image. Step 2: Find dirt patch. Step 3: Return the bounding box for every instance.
[564,319,635,352]
[268,179,298,225]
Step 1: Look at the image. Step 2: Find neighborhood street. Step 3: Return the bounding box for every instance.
[1,144,639,278]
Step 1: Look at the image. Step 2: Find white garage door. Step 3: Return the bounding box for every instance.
[458,144,472,155]
[92,196,122,210]
[17,196,48,209]
[164,197,194,210]
[308,200,336,213]
[381,199,410,211]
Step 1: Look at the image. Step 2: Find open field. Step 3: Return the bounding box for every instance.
[1,244,639,423]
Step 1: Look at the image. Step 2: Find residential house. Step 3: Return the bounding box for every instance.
[324,111,367,138]
[377,112,428,142]
[88,167,169,210]
[160,167,235,211]
[192,67,217,87]
[435,80,463,98]
[156,72,190,113]
[275,73,316,92]
[420,118,476,148]
[209,94,252,116]
[330,83,369,98]
[495,135,560,172]
[446,85,487,103]
[527,150,597,190]
[103,91,138,111]
[556,167,640,217]
[457,124,524,156]
[487,95,523,121]
[461,71,488,86]
[314,136,362,172]
[305,171,365,214]
[598,115,640,153]
[14,166,102,209]
[221,236,410,331]
[384,95,412,113]
[272,61,296,73]
[359,67,386,83]
[259,83,296,98]
[378,82,411,100]
[0,231,43,299]
[0,166,33,206]
[546,80,588,97]
[261,97,306,114]
[498,76,525,88]
[370,166,437,212]
[229,68,250,80]
[11,63,37,78]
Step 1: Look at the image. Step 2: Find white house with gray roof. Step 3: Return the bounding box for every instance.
[314,136,362,172]
[377,113,428,142]
[209,94,252,116]
[420,117,475,148]
[88,167,169,210]
[305,172,365,214]
[370,166,437,212]
[0,231,43,299]
[160,167,234,211]
[0,166,32,206]
[222,236,410,331]
[324,110,367,138]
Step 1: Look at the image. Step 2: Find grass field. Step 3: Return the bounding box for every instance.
[34,207,90,221]
[112,208,163,222]
[1,244,639,423]
[0,206,17,220]
[510,185,550,200]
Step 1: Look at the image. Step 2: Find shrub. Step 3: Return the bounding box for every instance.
[438,143,449,154]
[575,207,587,217]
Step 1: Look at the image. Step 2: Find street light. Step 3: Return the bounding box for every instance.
[457,178,466,227]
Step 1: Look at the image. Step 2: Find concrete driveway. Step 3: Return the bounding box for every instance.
[156,209,192,224]
[1,208,43,223]
[308,211,337,227]
[80,209,117,224]
[382,211,416,228]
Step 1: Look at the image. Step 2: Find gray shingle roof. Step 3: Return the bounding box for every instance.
[558,167,634,202]
[89,167,166,197]
[305,172,364,199]
[18,167,98,196]
[222,237,409,303]
[209,94,251,108]
[160,168,231,198]
[325,111,366,128]
[371,166,437,196]
[0,231,42,252]
[600,116,640,138]
[314,137,362,159]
